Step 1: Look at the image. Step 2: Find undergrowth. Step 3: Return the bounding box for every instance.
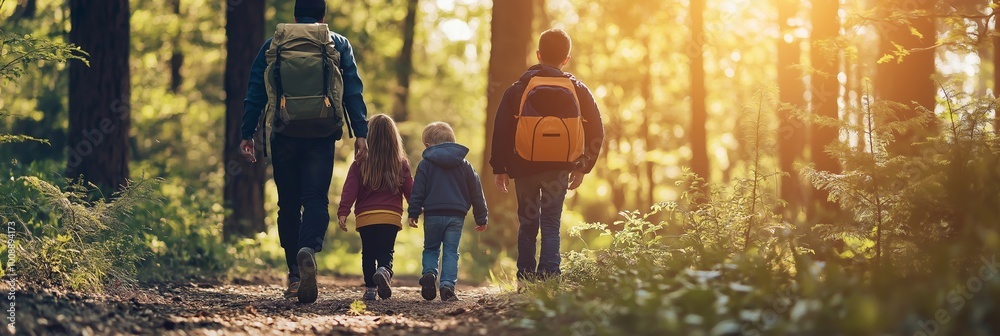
[519,87,1000,335]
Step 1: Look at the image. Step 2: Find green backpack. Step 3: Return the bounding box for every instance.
[262,23,350,143]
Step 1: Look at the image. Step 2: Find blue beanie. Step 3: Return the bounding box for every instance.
[294,0,326,21]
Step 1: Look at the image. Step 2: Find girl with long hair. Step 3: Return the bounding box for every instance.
[337,114,413,300]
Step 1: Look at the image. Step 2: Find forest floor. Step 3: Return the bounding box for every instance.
[16,274,527,335]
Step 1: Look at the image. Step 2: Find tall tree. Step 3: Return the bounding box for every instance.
[223,0,266,238]
[67,0,131,191]
[777,0,806,214]
[810,0,841,218]
[483,0,533,228]
[15,0,36,19]
[690,0,709,186]
[170,0,184,93]
[392,0,419,123]
[642,34,656,208]
[994,0,1000,132]
[876,0,936,152]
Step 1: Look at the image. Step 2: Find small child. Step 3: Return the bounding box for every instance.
[408,122,488,301]
[338,114,413,301]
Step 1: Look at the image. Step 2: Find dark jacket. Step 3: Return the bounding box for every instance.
[408,143,488,226]
[489,64,605,178]
[240,18,369,141]
[338,160,413,217]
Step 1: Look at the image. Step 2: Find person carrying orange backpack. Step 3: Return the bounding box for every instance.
[489,28,605,282]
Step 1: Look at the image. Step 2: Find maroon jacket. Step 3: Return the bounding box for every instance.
[338,160,413,218]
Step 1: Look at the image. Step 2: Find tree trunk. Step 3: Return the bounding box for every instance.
[995,1,1000,133]
[223,0,267,238]
[642,35,656,208]
[483,0,533,236]
[67,0,131,192]
[690,0,710,189]
[15,0,37,19]
[876,0,936,153]
[535,0,550,32]
[810,0,841,219]
[393,0,419,123]
[777,0,806,216]
[170,0,184,93]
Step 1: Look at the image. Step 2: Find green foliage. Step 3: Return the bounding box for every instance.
[1,175,158,292]
[0,24,86,83]
[520,85,1000,335]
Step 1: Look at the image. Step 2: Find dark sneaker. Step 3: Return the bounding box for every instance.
[440,286,457,302]
[296,247,318,304]
[419,272,437,301]
[283,274,300,299]
[362,287,377,301]
[373,267,392,299]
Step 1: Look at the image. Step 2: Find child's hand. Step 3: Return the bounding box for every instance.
[476,224,488,232]
[408,218,419,228]
[338,216,348,232]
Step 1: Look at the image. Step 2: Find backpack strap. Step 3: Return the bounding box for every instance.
[327,38,354,139]
[320,42,332,114]
[518,76,580,118]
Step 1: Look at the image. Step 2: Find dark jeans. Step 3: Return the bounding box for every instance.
[270,133,337,277]
[514,170,570,279]
[358,224,398,287]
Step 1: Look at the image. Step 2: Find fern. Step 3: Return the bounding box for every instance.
[14,176,161,292]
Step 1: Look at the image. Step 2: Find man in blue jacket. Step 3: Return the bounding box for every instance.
[239,0,369,304]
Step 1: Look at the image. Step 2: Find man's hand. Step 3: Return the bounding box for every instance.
[569,170,586,191]
[408,218,419,228]
[494,174,509,193]
[475,224,488,232]
[240,139,256,163]
[338,216,348,232]
[355,138,368,162]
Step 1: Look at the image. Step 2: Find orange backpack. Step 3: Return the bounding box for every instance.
[515,76,586,163]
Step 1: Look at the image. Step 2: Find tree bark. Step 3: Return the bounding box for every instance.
[995,1,1000,133]
[690,0,710,189]
[15,0,37,19]
[483,0,533,233]
[876,0,936,153]
[642,35,656,208]
[810,0,841,218]
[67,0,131,192]
[777,0,806,215]
[223,0,267,238]
[393,0,419,123]
[170,0,184,93]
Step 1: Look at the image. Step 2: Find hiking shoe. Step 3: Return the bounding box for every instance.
[373,267,392,299]
[296,247,319,304]
[419,272,437,301]
[440,286,457,302]
[283,274,300,299]
[362,287,377,301]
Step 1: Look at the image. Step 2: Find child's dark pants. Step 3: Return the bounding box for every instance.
[514,170,570,280]
[358,224,398,287]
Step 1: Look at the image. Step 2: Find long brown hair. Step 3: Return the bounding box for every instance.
[360,114,408,193]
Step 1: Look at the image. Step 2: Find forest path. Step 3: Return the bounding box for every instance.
[18,275,525,335]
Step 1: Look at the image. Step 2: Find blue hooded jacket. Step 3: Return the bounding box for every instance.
[408,143,488,226]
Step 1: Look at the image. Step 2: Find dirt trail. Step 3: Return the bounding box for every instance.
[17,275,526,335]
